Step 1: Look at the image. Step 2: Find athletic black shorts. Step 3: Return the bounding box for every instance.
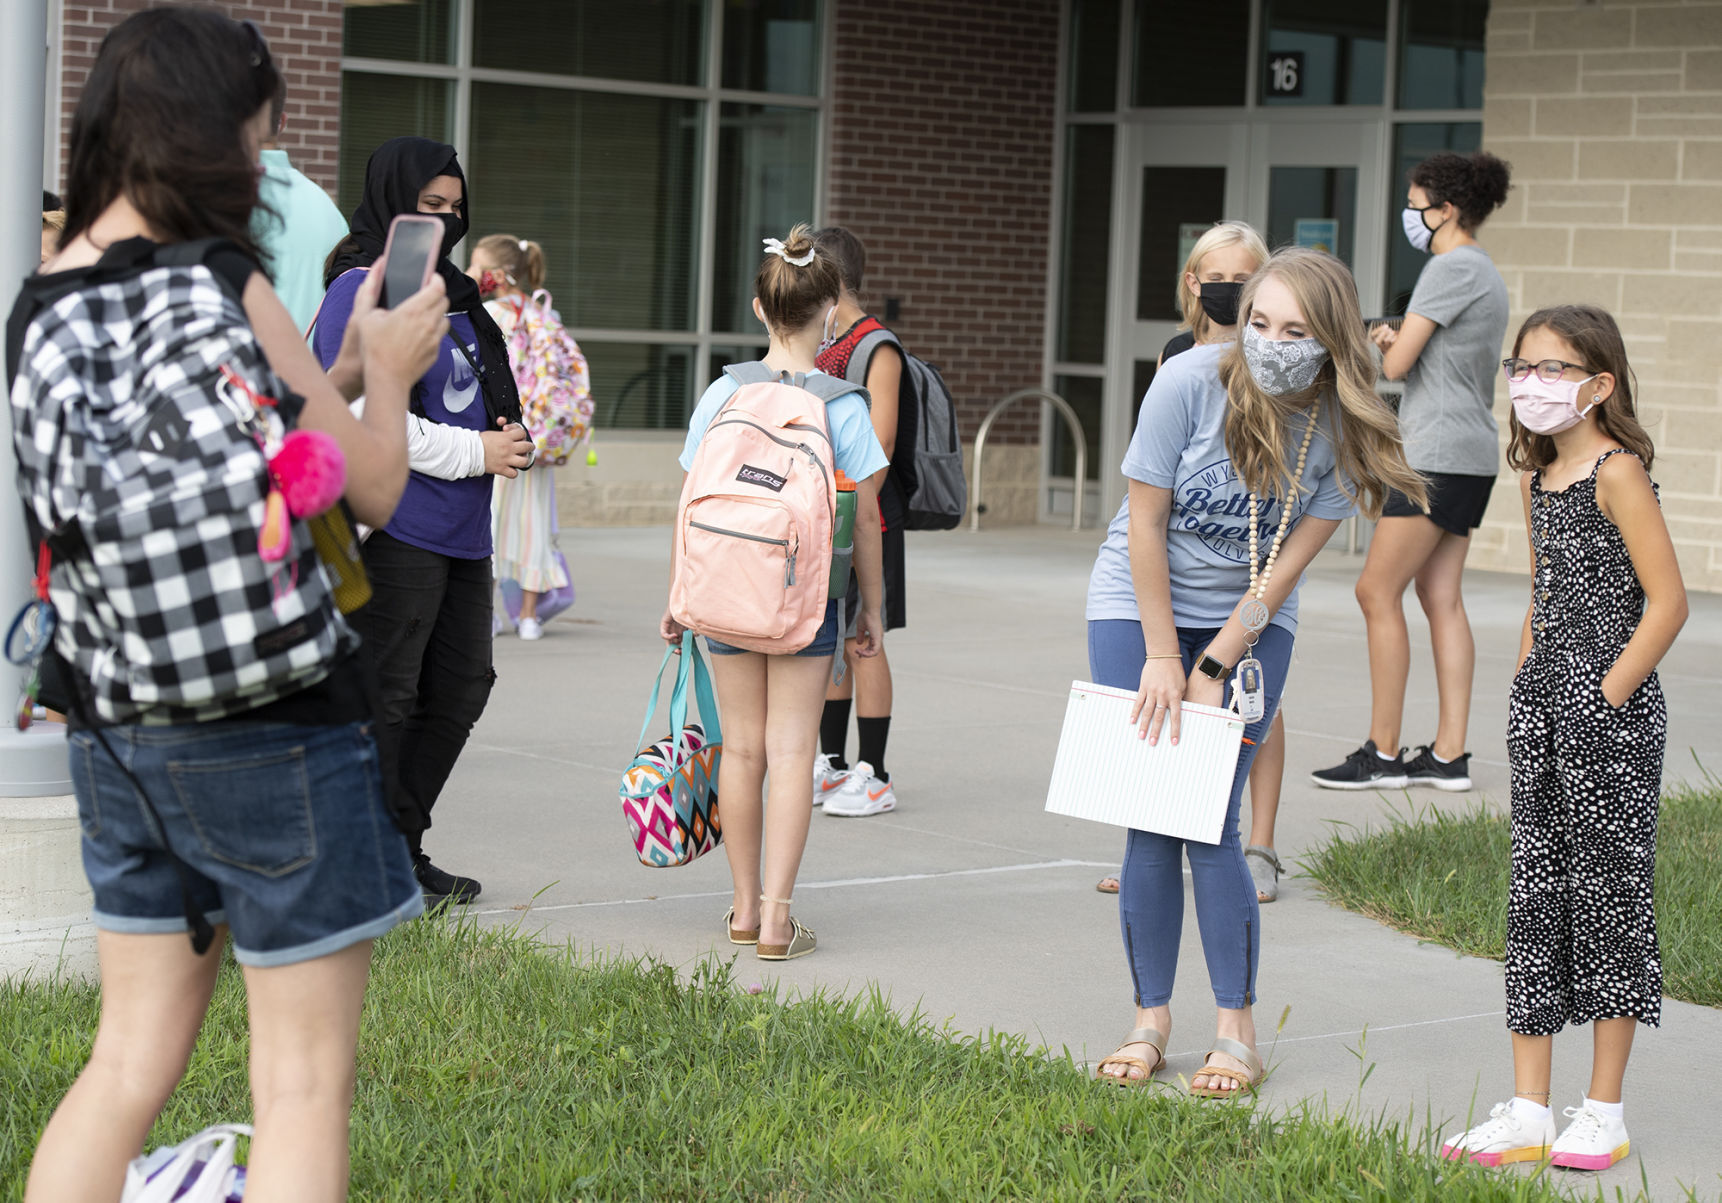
[1382,471,1495,536]
[843,522,906,637]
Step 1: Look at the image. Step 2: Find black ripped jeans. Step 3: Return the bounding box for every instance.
[352,531,496,856]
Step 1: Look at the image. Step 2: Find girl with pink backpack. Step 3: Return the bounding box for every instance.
[659,224,888,960]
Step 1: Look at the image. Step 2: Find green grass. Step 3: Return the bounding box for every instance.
[0,916,1636,1202]
[1303,781,1722,1010]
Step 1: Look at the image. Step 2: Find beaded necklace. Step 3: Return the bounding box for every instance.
[1239,398,1320,638]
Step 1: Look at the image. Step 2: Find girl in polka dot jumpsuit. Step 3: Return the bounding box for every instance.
[1442,307,1687,1173]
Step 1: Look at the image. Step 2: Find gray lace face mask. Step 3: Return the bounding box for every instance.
[1241,324,1330,396]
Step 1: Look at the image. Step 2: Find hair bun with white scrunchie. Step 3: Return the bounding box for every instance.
[763,236,815,267]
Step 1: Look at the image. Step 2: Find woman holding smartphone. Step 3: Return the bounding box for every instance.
[316,138,533,905]
[17,12,446,1201]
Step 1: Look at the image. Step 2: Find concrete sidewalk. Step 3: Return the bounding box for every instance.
[362,527,1722,1198]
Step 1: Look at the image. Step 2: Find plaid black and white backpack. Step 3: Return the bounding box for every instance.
[6,237,353,725]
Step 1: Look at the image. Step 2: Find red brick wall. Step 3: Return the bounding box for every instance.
[826,0,1060,442]
[57,1,344,194]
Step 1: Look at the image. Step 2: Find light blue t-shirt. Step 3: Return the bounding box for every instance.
[1085,343,1355,634]
[253,149,349,332]
[678,369,889,483]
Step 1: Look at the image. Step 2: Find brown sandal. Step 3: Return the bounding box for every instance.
[723,906,759,946]
[756,894,816,960]
[1188,1037,1263,1099]
[1093,1026,1166,1087]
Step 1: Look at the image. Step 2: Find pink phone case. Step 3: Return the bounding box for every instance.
[379,213,440,305]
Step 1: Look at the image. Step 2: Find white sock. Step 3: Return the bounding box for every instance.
[1585,1096,1625,1120]
[1375,748,1396,761]
[1432,750,1453,764]
[1510,1096,1552,1124]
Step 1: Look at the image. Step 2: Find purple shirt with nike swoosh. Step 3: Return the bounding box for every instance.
[315,268,493,559]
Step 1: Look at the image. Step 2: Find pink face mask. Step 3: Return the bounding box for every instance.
[1509,372,1600,435]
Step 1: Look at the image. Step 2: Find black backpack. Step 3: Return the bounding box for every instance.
[840,318,968,531]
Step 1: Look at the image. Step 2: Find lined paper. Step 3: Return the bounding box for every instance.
[1044,681,1246,845]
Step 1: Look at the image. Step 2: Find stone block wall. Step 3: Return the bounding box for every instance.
[1481,0,1722,591]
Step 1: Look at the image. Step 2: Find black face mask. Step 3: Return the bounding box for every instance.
[430,211,464,259]
[1198,281,1244,328]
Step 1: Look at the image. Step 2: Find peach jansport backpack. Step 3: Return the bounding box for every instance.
[671,364,866,654]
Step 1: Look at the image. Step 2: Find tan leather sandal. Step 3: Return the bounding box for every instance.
[1189,1037,1263,1099]
[1093,1026,1166,1087]
[756,894,816,960]
[723,906,759,946]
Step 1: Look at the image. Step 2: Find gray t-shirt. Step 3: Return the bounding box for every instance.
[1400,243,1509,476]
[1085,343,1355,633]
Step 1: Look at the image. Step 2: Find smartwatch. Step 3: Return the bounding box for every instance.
[1196,652,1229,681]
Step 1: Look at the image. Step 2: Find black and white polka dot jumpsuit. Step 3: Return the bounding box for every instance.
[1505,449,1666,1036]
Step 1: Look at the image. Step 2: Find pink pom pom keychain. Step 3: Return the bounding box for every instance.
[271,429,347,518]
[258,430,347,563]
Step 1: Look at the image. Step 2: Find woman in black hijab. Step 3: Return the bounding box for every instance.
[315,137,533,904]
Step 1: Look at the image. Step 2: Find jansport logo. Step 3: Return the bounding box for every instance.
[736,464,787,492]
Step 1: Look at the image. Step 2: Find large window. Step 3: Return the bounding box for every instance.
[340,0,824,430]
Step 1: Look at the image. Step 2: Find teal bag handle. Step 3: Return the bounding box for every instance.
[633,631,723,771]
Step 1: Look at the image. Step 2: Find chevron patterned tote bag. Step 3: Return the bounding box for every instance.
[620,631,723,867]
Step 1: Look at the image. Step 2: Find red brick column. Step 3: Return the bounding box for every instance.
[826,0,1060,442]
[57,1,344,194]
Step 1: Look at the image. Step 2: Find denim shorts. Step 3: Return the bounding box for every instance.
[70,721,424,968]
[706,599,840,658]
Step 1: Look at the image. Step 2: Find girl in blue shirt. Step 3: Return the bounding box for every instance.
[660,225,888,961]
[1088,249,1425,1096]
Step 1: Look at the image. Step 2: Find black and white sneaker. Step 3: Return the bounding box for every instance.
[1310,740,1408,790]
[1403,745,1473,792]
[414,854,482,904]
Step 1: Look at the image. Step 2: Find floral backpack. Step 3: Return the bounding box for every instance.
[507,289,594,466]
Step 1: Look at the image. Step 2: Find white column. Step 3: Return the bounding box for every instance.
[0,0,71,796]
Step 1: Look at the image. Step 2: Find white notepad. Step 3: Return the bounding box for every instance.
[1044,681,1246,845]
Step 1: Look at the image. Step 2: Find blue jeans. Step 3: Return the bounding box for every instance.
[1087,619,1293,1010]
[706,598,840,657]
[72,721,423,967]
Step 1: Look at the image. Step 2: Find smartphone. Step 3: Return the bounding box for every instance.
[379,214,441,309]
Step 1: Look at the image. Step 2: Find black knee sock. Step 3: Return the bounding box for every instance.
[857,715,891,782]
[820,698,852,768]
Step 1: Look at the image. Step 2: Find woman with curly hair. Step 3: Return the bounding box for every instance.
[1313,151,1511,794]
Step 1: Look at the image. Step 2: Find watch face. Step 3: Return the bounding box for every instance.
[1198,655,1226,680]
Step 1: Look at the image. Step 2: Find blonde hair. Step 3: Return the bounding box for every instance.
[473,233,545,293]
[1177,221,1269,343]
[1218,247,1427,519]
[755,222,841,332]
[42,209,66,233]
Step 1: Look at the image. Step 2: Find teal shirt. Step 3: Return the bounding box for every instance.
[253,148,349,331]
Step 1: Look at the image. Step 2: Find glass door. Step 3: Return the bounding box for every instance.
[1084,120,1249,522]
[1088,118,1385,521]
[1250,120,1389,322]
